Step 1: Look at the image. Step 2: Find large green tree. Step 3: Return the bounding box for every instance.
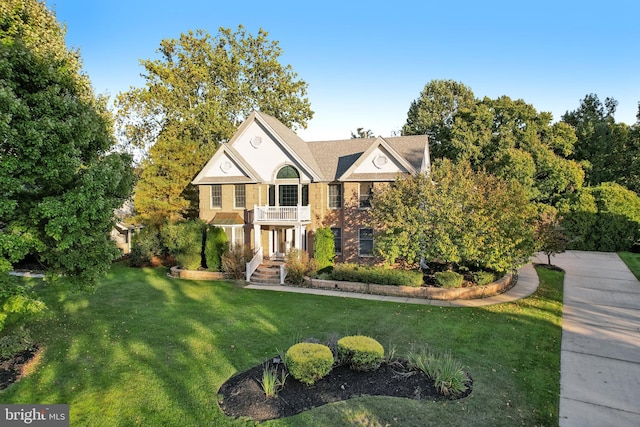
[402,79,476,157]
[407,89,584,204]
[0,1,135,290]
[372,160,537,273]
[562,94,639,193]
[116,26,313,225]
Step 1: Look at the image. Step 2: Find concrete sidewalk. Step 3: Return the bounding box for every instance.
[541,251,640,427]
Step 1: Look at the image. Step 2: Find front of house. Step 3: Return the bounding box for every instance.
[192,111,430,265]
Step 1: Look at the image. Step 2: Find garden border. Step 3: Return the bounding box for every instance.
[299,272,514,300]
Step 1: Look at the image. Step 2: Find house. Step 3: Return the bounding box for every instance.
[192,111,430,277]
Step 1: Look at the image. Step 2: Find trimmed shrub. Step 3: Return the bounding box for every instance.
[337,335,384,371]
[313,227,335,271]
[161,220,206,270]
[285,343,334,385]
[435,271,463,288]
[205,226,228,272]
[472,270,495,286]
[129,226,163,267]
[331,263,423,287]
[221,244,253,280]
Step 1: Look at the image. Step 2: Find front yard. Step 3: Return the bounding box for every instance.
[0,264,563,426]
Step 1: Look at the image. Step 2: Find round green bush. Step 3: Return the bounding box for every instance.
[337,335,384,371]
[472,270,495,286]
[435,271,463,288]
[285,343,334,385]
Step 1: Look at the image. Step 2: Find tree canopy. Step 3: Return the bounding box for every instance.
[115,26,313,225]
[562,94,640,193]
[371,160,537,273]
[0,0,135,290]
[403,81,584,205]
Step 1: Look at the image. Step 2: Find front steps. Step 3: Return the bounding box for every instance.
[250,261,283,285]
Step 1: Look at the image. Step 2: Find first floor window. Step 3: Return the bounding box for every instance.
[221,225,244,247]
[331,227,342,254]
[210,185,222,208]
[234,184,245,209]
[359,228,374,257]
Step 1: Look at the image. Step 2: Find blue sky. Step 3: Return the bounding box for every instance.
[51,0,639,141]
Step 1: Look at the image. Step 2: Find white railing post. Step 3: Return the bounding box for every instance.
[245,247,263,282]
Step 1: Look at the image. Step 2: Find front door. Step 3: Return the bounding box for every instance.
[272,227,294,259]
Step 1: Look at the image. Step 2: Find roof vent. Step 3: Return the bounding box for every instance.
[250,136,262,148]
[373,154,388,169]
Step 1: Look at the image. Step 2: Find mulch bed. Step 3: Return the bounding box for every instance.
[218,359,472,422]
[0,346,40,390]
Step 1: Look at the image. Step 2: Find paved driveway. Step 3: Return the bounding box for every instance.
[541,251,640,427]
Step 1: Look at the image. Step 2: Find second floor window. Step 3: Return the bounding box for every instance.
[328,183,342,209]
[234,184,245,209]
[210,184,222,209]
[359,182,374,209]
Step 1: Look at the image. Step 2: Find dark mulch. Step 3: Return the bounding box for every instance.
[218,359,472,422]
[533,263,565,272]
[0,346,40,390]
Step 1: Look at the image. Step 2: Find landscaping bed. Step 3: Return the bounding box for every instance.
[300,271,514,300]
[218,358,472,422]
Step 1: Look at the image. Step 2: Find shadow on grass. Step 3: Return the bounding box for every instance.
[0,264,563,426]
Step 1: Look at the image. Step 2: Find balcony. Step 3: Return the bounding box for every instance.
[253,205,311,224]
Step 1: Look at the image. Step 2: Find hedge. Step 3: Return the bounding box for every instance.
[331,264,423,287]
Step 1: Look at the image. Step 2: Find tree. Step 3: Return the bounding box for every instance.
[558,182,640,251]
[351,128,374,138]
[402,79,475,157]
[205,226,228,272]
[313,227,335,271]
[372,160,537,273]
[116,26,313,225]
[562,94,639,193]
[534,207,569,265]
[447,96,584,204]
[0,2,135,290]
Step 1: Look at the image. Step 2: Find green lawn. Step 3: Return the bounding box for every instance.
[619,252,640,280]
[1,264,563,426]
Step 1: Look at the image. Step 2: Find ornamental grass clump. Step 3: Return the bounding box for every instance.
[337,335,384,371]
[285,343,334,385]
[259,365,288,398]
[407,345,468,397]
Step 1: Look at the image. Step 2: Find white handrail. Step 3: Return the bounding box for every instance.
[245,246,263,282]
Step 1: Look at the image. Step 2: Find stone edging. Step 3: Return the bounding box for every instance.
[169,266,228,280]
[300,272,514,300]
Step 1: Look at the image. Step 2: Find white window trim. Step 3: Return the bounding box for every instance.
[234,184,246,209]
[358,182,373,210]
[210,185,222,209]
[328,183,342,210]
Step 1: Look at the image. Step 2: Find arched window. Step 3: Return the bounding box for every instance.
[276,165,299,179]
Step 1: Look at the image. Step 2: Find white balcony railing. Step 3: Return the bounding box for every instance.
[253,205,311,223]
